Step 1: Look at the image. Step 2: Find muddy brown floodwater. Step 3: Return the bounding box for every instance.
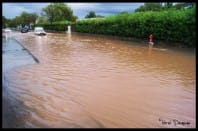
[3,32,195,128]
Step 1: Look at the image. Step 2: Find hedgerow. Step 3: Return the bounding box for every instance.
[73,8,196,47]
[35,20,71,31]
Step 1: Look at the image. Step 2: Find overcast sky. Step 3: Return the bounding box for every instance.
[2,3,144,19]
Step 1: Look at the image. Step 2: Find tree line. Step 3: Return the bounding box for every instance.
[2,3,104,28]
[2,12,38,28]
[3,3,77,28]
[135,2,195,12]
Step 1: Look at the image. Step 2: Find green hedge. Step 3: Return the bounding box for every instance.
[74,8,196,47]
[35,20,72,31]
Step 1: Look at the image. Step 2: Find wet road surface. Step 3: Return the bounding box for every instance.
[3,31,195,128]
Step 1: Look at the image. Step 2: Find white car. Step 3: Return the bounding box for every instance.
[34,27,46,35]
[4,28,12,32]
[3,28,12,38]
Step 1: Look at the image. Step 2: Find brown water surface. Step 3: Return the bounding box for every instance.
[3,32,195,128]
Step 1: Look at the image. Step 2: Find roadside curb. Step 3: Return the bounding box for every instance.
[14,38,40,63]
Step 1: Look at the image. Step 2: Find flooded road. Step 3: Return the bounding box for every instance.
[3,32,195,128]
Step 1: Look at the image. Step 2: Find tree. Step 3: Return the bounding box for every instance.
[96,15,104,18]
[135,3,163,12]
[20,11,38,25]
[3,12,38,28]
[71,15,78,22]
[2,16,8,28]
[164,2,173,9]
[41,3,77,23]
[85,11,96,18]
[174,3,185,10]
[174,2,195,9]
[120,11,129,14]
[36,16,48,24]
[135,5,146,12]
[10,16,22,27]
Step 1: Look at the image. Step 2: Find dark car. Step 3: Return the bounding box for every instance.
[21,27,29,33]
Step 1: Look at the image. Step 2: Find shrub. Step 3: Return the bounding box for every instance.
[73,8,196,47]
[35,20,71,31]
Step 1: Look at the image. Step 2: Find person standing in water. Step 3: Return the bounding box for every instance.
[149,33,154,48]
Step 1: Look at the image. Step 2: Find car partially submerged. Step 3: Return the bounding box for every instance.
[34,27,46,35]
[4,28,12,33]
[21,27,29,33]
[3,28,12,38]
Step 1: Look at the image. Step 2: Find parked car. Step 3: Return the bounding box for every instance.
[34,27,46,35]
[21,27,29,33]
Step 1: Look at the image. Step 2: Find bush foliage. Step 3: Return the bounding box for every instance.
[35,20,71,31]
[74,8,196,47]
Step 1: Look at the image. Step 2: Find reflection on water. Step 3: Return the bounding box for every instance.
[3,32,195,128]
